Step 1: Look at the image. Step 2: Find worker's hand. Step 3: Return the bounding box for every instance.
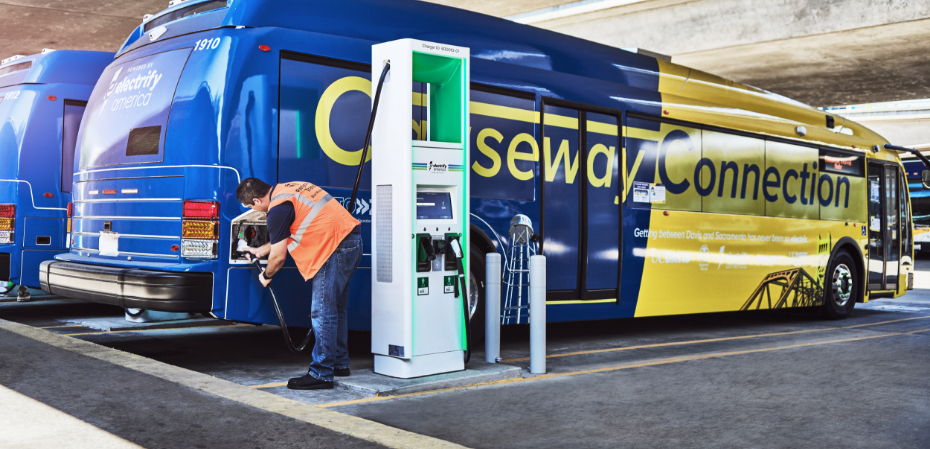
[245,245,270,259]
[259,271,272,287]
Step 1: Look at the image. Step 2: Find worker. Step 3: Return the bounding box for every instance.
[236,178,362,390]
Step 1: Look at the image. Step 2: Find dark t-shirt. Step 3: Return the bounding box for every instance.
[267,201,295,245]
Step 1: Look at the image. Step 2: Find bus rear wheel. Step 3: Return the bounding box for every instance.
[822,250,858,320]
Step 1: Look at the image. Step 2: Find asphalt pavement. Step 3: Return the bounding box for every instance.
[1,261,928,448]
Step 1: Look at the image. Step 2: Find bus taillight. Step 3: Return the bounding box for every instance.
[182,220,218,239]
[181,201,219,258]
[183,200,219,219]
[0,204,14,243]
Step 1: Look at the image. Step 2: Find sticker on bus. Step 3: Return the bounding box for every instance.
[633,181,650,203]
[649,184,666,203]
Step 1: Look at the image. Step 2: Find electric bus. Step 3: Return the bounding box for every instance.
[904,159,930,255]
[40,0,916,333]
[0,50,113,298]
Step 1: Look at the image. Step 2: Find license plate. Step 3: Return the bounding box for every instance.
[917,244,922,250]
[99,233,119,256]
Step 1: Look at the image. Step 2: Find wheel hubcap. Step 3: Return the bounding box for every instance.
[831,264,853,307]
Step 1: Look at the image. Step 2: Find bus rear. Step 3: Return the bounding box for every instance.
[39,1,319,325]
[0,50,112,296]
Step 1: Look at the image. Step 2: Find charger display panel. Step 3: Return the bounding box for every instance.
[416,192,453,220]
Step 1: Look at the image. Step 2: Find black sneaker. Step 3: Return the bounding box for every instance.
[287,374,333,390]
[334,367,350,377]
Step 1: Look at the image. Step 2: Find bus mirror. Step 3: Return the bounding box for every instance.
[922,169,930,189]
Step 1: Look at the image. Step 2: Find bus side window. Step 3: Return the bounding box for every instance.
[764,141,820,220]
[61,100,87,193]
[819,150,864,222]
[469,88,535,201]
[701,130,764,216]
[644,123,702,212]
[278,54,426,191]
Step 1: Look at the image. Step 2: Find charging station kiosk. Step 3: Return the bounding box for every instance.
[371,39,470,378]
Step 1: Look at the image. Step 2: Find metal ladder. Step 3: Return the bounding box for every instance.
[501,215,536,325]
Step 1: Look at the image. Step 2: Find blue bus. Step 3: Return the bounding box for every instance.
[40,0,910,332]
[904,160,930,252]
[0,50,113,298]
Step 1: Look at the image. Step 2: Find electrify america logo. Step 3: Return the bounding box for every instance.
[100,63,165,113]
[427,161,448,173]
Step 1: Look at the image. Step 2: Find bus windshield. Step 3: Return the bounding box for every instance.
[0,61,31,78]
[78,48,191,169]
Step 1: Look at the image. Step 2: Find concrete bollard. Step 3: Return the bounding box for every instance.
[529,255,546,374]
[485,253,501,363]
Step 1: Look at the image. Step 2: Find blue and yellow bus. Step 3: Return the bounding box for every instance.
[0,50,113,297]
[40,0,915,332]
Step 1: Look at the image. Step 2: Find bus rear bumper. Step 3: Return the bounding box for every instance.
[39,260,213,312]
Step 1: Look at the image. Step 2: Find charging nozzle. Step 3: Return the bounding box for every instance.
[449,238,463,258]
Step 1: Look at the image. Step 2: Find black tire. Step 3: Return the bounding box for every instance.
[125,308,145,317]
[469,247,486,344]
[822,250,858,320]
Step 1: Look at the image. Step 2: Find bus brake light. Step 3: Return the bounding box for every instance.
[67,202,72,218]
[0,204,14,217]
[183,201,220,219]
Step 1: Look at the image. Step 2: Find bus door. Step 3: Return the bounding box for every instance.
[541,102,621,302]
[867,162,901,291]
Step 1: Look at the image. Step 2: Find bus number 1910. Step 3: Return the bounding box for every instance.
[194,38,222,51]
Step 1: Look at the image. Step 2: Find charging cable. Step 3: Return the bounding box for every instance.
[248,255,314,353]
[349,61,391,214]
[448,238,471,364]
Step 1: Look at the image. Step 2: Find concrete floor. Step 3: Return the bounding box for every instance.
[1,263,929,447]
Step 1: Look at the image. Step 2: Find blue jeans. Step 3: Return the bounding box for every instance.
[308,225,362,381]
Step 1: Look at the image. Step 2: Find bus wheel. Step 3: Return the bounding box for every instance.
[822,251,857,320]
[469,247,486,343]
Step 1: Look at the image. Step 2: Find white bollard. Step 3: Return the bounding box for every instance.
[529,255,546,374]
[485,253,501,363]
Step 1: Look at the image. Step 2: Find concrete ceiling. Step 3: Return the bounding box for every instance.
[428,0,930,107]
[2,0,927,108]
[0,1,163,54]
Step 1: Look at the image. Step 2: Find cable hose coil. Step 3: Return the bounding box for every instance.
[251,258,313,353]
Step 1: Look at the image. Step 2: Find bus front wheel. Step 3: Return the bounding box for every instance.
[822,250,858,320]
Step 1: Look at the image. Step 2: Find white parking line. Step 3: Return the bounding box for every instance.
[0,384,144,449]
[0,318,466,449]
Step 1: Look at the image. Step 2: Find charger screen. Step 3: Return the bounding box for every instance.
[416,192,453,219]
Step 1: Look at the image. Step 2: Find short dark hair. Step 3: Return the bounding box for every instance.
[236,178,272,206]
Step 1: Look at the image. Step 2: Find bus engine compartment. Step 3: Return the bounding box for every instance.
[230,210,269,263]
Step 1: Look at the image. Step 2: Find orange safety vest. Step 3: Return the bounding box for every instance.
[268,182,361,280]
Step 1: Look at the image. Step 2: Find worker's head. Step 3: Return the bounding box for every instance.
[237,178,273,212]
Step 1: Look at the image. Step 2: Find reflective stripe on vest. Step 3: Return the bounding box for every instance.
[271,191,333,246]
[267,182,361,280]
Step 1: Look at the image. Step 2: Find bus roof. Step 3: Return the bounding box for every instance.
[121,0,888,153]
[0,50,115,89]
